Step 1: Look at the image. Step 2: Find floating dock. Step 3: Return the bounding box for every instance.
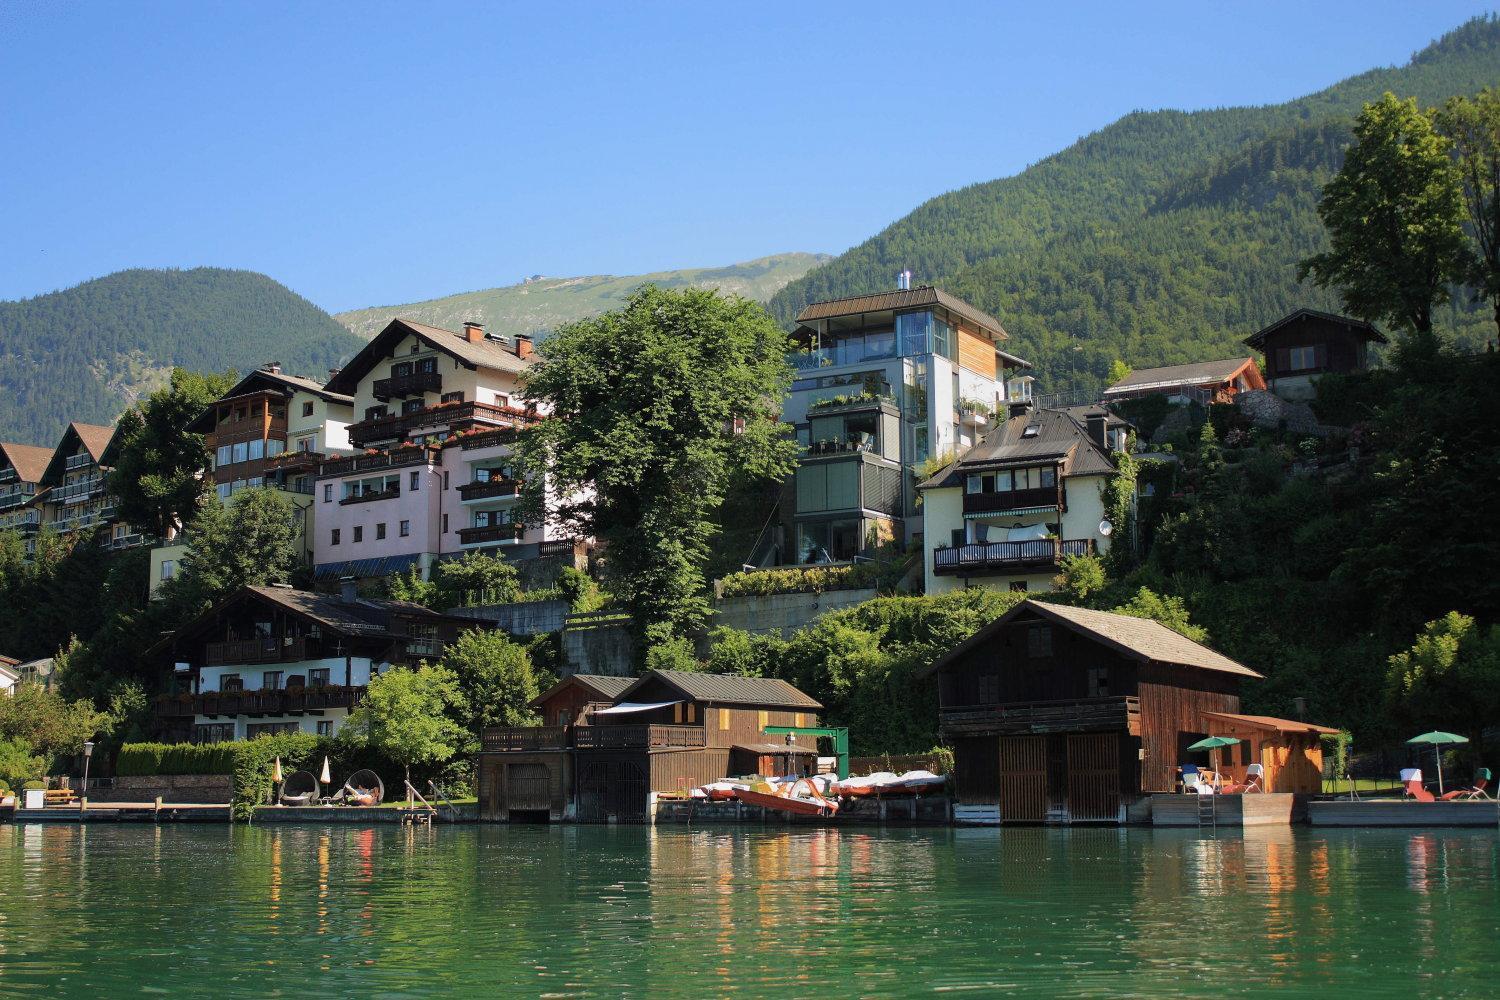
[6,801,232,823]
[1149,793,1299,827]
[1307,799,1499,828]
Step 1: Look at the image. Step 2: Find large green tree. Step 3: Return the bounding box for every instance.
[438,629,541,732]
[163,488,302,614]
[1386,612,1500,759]
[515,285,798,649]
[107,367,238,538]
[1435,88,1500,336]
[1299,93,1469,340]
[340,665,469,786]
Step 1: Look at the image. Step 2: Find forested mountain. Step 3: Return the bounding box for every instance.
[767,16,1500,396]
[335,252,828,341]
[0,268,362,446]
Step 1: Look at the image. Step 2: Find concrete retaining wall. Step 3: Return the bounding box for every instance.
[561,613,635,677]
[713,588,878,638]
[449,599,570,636]
[88,774,235,804]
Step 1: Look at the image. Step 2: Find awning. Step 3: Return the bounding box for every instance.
[964,506,1055,519]
[733,742,818,756]
[314,554,423,579]
[593,700,682,716]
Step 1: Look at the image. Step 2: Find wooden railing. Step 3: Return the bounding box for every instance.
[481,726,569,751]
[319,447,437,477]
[941,696,1141,738]
[961,484,1063,516]
[206,636,315,665]
[372,371,442,401]
[457,477,519,501]
[348,400,536,448]
[933,538,1094,575]
[573,725,706,750]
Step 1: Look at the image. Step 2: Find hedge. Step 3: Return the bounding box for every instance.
[117,743,237,777]
[718,563,879,599]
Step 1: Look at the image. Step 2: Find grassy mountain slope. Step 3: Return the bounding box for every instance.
[0,268,362,446]
[768,16,1500,396]
[335,252,829,340]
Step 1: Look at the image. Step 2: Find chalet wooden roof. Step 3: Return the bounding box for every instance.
[0,442,55,483]
[1103,358,1261,396]
[531,673,634,708]
[185,369,352,433]
[618,669,822,710]
[1243,308,1387,350]
[324,318,533,395]
[39,422,117,485]
[917,408,1115,489]
[924,599,1262,680]
[795,286,1011,344]
[1202,711,1340,736]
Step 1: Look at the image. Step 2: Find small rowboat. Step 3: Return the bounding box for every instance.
[692,781,749,802]
[738,777,838,817]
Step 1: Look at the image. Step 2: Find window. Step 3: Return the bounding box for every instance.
[392,361,413,377]
[159,559,176,581]
[216,445,232,467]
[308,668,330,687]
[323,484,333,502]
[1086,666,1110,698]
[247,722,300,738]
[442,513,449,533]
[302,401,315,417]
[217,483,232,500]
[441,391,464,403]
[220,675,244,692]
[316,721,333,736]
[1286,345,1322,371]
[966,474,982,495]
[719,708,731,731]
[1026,623,1051,656]
[1040,467,1056,488]
[365,406,387,421]
[232,441,248,464]
[194,723,235,744]
[331,528,341,545]
[376,522,386,540]
[267,439,285,457]
[1022,425,1040,438]
[399,520,410,537]
[402,399,424,414]
[262,671,283,691]
[442,471,450,490]
[353,526,363,543]
[418,357,438,374]
[248,439,265,461]
[405,624,438,657]
[410,471,421,491]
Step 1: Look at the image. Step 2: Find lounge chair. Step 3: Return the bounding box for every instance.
[1439,767,1491,801]
[1180,764,1201,793]
[279,770,321,807]
[1401,768,1434,802]
[1222,763,1265,795]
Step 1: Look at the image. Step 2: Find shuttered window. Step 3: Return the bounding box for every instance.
[758,710,769,730]
[719,708,730,730]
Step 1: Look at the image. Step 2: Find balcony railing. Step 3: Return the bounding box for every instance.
[0,490,34,509]
[573,725,706,750]
[0,468,17,484]
[373,371,442,401]
[156,685,364,719]
[457,477,519,501]
[101,533,147,551]
[933,538,1094,575]
[459,427,521,450]
[339,485,400,506]
[961,485,1063,516]
[51,479,105,504]
[941,696,1141,738]
[458,523,522,545]
[319,447,438,478]
[63,452,94,471]
[481,725,570,751]
[348,400,536,448]
[206,636,318,665]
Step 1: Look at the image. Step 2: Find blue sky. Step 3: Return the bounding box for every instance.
[1,2,1494,312]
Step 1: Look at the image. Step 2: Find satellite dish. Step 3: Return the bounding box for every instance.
[1098,519,1114,537]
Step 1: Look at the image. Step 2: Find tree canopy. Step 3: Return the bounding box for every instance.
[339,665,469,783]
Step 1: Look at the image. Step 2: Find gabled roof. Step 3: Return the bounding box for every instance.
[1201,711,1340,736]
[324,318,533,396]
[924,599,1262,680]
[1103,358,1259,395]
[795,286,1011,344]
[186,368,353,433]
[617,669,822,710]
[0,442,55,484]
[918,408,1115,490]
[40,422,117,485]
[1244,308,1387,350]
[0,654,19,667]
[531,673,634,708]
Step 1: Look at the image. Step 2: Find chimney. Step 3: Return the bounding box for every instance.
[515,333,534,360]
[261,361,282,375]
[339,576,358,605]
[463,321,485,343]
[1008,400,1033,420]
[328,368,341,380]
[1293,697,1307,721]
[896,269,913,291]
[1086,412,1108,450]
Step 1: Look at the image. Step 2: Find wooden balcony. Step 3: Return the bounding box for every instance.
[962,484,1063,516]
[339,485,400,505]
[372,371,442,401]
[941,696,1141,738]
[205,636,318,665]
[933,538,1094,576]
[319,447,437,478]
[481,726,569,751]
[573,725,707,750]
[458,523,523,545]
[155,685,365,719]
[348,400,536,448]
[457,477,519,501]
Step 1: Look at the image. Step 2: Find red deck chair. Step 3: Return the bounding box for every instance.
[1401,768,1435,802]
[1439,768,1491,801]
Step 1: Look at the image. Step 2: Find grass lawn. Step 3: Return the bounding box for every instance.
[375,796,477,809]
[1321,778,1402,794]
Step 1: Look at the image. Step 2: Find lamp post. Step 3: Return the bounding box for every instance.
[81,740,94,795]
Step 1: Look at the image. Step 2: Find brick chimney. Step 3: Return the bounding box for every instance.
[515,333,534,360]
[339,576,358,605]
[463,321,485,343]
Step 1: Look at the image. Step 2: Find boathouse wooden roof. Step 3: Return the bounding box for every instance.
[530,673,634,709]
[1202,711,1340,735]
[616,669,823,710]
[924,599,1262,680]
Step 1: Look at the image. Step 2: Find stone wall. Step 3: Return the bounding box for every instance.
[712,588,878,638]
[448,599,570,636]
[1234,389,1338,437]
[88,773,235,804]
[561,612,635,677]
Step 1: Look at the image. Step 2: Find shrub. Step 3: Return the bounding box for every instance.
[718,562,879,599]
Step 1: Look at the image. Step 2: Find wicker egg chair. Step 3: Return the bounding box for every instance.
[279,770,321,806]
[342,769,385,807]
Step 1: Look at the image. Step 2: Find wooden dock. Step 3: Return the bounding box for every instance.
[1150,793,1297,827]
[6,801,232,823]
[1307,799,1499,828]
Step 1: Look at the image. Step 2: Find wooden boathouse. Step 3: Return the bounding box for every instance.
[925,600,1263,824]
[476,673,632,822]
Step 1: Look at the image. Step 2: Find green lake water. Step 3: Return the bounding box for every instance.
[0,823,1496,998]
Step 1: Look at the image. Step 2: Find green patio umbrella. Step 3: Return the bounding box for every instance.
[1407,731,1468,796]
[1187,735,1242,790]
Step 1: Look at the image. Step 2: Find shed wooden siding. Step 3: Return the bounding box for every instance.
[535,686,609,728]
[477,751,569,821]
[1258,318,1369,380]
[591,675,816,750]
[957,325,997,379]
[1136,670,1240,793]
[1203,719,1325,794]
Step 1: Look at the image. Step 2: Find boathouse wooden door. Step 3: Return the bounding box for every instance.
[506,763,552,813]
[996,736,1048,823]
[1065,734,1120,822]
[577,759,648,822]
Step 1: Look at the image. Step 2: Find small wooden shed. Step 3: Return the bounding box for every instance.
[1200,712,1339,794]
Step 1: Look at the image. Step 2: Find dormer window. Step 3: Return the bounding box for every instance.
[1022,425,1040,438]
